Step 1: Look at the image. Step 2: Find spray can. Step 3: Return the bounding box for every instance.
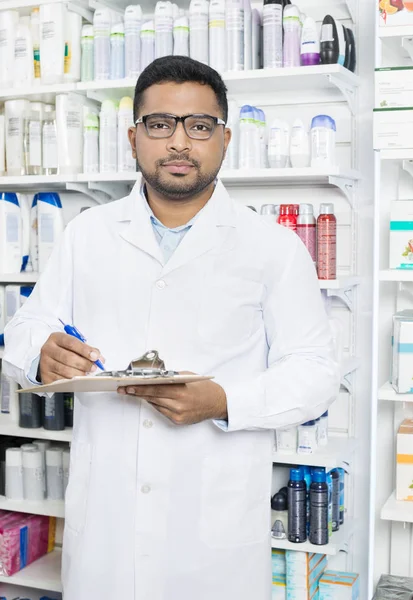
[337,467,345,525]
[110,22,125,80]
[326,469,333,538]
[238,105,260,170]
[209,0,226,73]
[226,0,244,71]
[118,97,134,172]
[302,466,312,537]
[283,4,301,68]
[251,9,262,70]
[140,21,155,70]
[93,8,112,80]
[124,5,142,79]
[288,467,307,543]
[155,1,173,59]
[317,203,337,280]
[244,0,252,71]
[80,25,94,82]
[297,204,316,265]
[83,112,99,174]
[331,468,340,532]
[263,0,283,69]
[189,0,209,65]
[43,393,65,430]
[99,99,118,173]
[173,12,189,56]
[309,468,329,545]
[260,204,276,224]
[278,204,297,232]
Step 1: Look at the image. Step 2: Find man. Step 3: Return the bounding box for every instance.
[4,56,340,600]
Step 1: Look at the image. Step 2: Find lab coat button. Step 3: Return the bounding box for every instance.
[143,419,153,429]
[156,280,166,289]
[141,484,151,494]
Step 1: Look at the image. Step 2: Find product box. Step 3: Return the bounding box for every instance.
[319,570,360,600]
[272,574,287,600]
[392,310,413,394]
[389,201,413,269]
[272,549,287,576]
[373,107,413,150]
[376,67,413,108]
[378,0,413,28]
[286,551,327,600]
[397,418,413,500]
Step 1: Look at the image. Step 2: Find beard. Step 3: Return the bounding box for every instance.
[137,154,222,200]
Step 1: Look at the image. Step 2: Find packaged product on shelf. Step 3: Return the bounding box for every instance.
[0,289,5,348]
[118,97,135,173]
[319,570,360,600]
[155,1,174,59]
[317,203,337,281]
[396,418,413,500]
[311,115,336,168]
[226,0,245,71]
[272,573,286,599]
[301,17,320,67]
[283,4,301,68]
[189,0,209,65]
[0,11,19,88]
[42,105,58,176]
[110,22,125,80]
[14,16,34,88]
[373,574,413,598]
[279,204,297,231]
[173,11,189,56]
[392,310,413,393]
[19,392,42,429]
[309,469,329,545]
[298,421,318,454]
[318,411,329,447]
[39,3,66,85]
[56,93,84,174]
[257,108,267,168]
[375,67,413,108]
[222,99,239,169]
[272,549,286,575]
[5,99,30,176]
[0,193,23,274]
[93,8,112,80]
[100,99,118,173]
[44,393,66,431]
[46,446,64,500]
[141,20,155,71]
[22,444,45,501]
[125,4,142,78]
[320,15,339,65]
[290,119,310,168]
[64,11,82,83]
[373,107,413,150]
[36,192,65,272]
[297,204,316,265]
[268,119,289,168]
[33,439,51,495]
[271,493,288,539]
[81,24,95,82]
[288,468,307,543]
[83,112,99,174]
[209,0,226,72]
[286,550,327,599]
[337,467,345,525]
[251,8,262,70]
[389,201,413,269]
[239,105,260,169]
[31,7,41,83]
[0,511,55,576]
[243,0,252,71]
[331,469,340,532]
[263,0,283,69]
[275,426,297,454]
[63,446,70,495]
[0,114,5,176]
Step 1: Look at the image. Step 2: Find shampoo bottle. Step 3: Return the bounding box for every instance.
[39,3,66,84]
[125,5,142,79]
[173,12,189,57]
[99,99,118,173]
[64,11,82,83]
[5,99,29,176]
[31,8,41,84]
[93,8,112,80]
[14,16,34,87]
[209,0,226,73]
[300,16,320,66]
[118,97,135,172]
[27,103,44,175]
[263,0,283,69]
[226,0,244,72]
[140,21,155,70]
[56,94,83,174]
[42,105,58,176]
[155,1,173,59]
[0,194,22,274]
[283,4,301,68]
[36,193,65,272]
[189,0,209,65]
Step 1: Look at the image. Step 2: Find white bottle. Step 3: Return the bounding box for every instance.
[42,106,58,176]
[37,193,65,272]
[173,12,189,57]
[222,99,239,170]
[239,105,260,170]
[56,94,83,175]
[83,112,99,174]
[155,1,173,59]
[64,11,82,83]
[5,286,20,324]
[189,0,209,65]
[290,118,310,168]
[5,99,29,176]
[318,412,329,447]
[118,97,135,172]
[268,118,289,169]
[5,448,23,501]
[25,110,43,175]
[251,9,262,70]
[46,447,64,500]
[110,22,125,80]
[31,8,41,84]
[275,427,297,455]
[257,108,267,168]
[209,0,226,73]
[243,0,252,71]
[283,4,301,68]
[14,17,34,87]
[0,288,6,347]
[0,115,5,176]
[0,194,22,274]
[141,20,155,70]
[300,16,320,67]
[311,115,336,168]
[226,0,244,72]
[30,195,39,272]
[0,11,19,88]
[81,25,95,82]
[40,3,66,84]
[93,8,112,80]
[19,194,31,272]
[22,447,45,501]
[63,447,70,496]
[125,5,142,79]
[100,100,118,173]
[263,0,282,69]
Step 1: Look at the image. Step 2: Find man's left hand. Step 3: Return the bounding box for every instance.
[117,375,228,426]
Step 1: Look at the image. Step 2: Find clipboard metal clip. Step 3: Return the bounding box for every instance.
[96,350,179,379]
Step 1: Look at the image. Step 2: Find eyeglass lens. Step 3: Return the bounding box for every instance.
[145,115,217,140]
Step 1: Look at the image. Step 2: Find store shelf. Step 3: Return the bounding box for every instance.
[0,174,76,192]
[273,436,355,471]
[379,269,413,282]
[379,26,413,39]
[0,82,77,102]
[271,518,354,556]
[0,548,62,592]
[381,492,413,523]
[0,496,65,518]
[319,276,361,290]
[378,381,413,402]
[220,167,360,188]
[0,421,72,443]
[0,272,39,284]
[381,149,413,161]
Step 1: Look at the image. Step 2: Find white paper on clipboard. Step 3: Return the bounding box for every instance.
[19,374,214,394]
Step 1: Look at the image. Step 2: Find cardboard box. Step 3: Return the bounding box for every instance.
[397,418,413,500]
[392,311,413,394]
[376,67,413,108]
[378,0,413,28]
[272,574,286,600]
[374,107,413,150]
[286,551,327,600]
[272,549,286,576]
[319,570,359,600]
[389,201,413,269]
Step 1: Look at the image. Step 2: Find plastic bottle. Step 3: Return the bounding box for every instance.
[297,204,316,264]
[36,192,65,272]
[0,114,5,176]
[300,16,320,66]
[0,194,22,274]
[318,411,329,446]
[22,446,45,501]
[238,105,260,169]
[251,9,262,70]
[275,426,297,454]
[309,468,329,545]
[33,439,50,495]
[83,112,99,174]
[320,15,339,65]
[56,94,83,175]
[209,0,226,73]
[109,22,125,80]
[337,467,345,525]
[244,0,252,71]
[298,420,318,454]
[100,100,118,173]
[302,466,312,536]
[31,8,41,84]
[337,22,346,67]
[39,3,66,85]
[260,204,277,224]
[317,203,337,280]
[222,99,239,170]
[64,11,82,83]
[14,17,34,87]
[0,11,19,88]
[155,1,173,59]
[331,469,340,532]
[93,8,112,80]
[125,5,142,79]
[287,467,307,543]
[271,493,288,539]
[173,12,189,57]
[5,448,24,501]
[278,204,297,232]
[257,108,267,168]
[268,119,289,169]
[5,99,29,176]
[283,4,301,68]
[189,0,209,65]
[24,110,43,176]
[263,0,283,69]
[141,21,155,70]
[46,447,64,499]
[19,390,42,428]
[44,394,65,430]
[226,0,244,72]
[19,194,31,272]
[290,118,310,168]
[42,106,58,176]
[30,195,39,273]
[118,97,135,172]
[81,25,94,82]
[311,115,336,168]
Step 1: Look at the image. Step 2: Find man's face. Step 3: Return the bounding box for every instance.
[128,81,231,200]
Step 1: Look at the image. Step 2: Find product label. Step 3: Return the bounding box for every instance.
[0,29,8,48]
[29,121,42,167]
[297,224,316,263]
[33,46,41,78]
[190,14,209,30]
[154,15,173,33]
[45,396,56,418]
[40,213,55,243]
[288,488,306,541]
[14,36,28,59]
[66,110,81,130]
[64,42,71,74]
[42,123,58,169]
[321,23,334,42]
[226,9,244,30]
[41,21,56,41]
[209,19,225,28]
[7,117,21,137]
[6,214,19,244]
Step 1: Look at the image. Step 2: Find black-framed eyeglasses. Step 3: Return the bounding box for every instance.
[135,113,226,140]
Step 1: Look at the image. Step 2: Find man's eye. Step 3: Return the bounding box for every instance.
[149,122,171,130]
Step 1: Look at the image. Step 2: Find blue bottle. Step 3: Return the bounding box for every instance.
[309,468,329,546]
[337,467,346,525]
[331,469,340,532]
[288,467,307,543]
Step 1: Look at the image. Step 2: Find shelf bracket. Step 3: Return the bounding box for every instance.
[88,181,130,201]
[399,281,413,298]
[402,37,413,62]
[402,160,413,179]
[341,371,354,395]
[327,74,357,115]
[67,2,93,23]
[65,182,108,205]
[328,176,355,208]
[327,287,355,312]
[346,0,356,22]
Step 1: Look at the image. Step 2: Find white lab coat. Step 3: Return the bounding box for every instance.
[3,177,340,600]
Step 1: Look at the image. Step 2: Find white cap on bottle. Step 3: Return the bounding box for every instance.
[22,447,43,468]
[33,440,51,453]
[6,447,22,467]
[46,447,63,467]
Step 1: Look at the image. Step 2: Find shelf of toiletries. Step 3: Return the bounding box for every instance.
[271,518,353,556]
[381,491,413,523]
[0,547,62,592]
[273,436,356,471]
[0,496,65,518]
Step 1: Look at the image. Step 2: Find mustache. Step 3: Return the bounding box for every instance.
[156,155,201,169]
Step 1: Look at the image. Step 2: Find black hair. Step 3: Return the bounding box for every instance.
[133,56,228,123]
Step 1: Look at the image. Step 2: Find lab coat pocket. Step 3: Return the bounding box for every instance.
[64,441,93,535]
[200,455,270,548]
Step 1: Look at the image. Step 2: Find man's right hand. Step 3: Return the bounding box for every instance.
[39,332,105,384]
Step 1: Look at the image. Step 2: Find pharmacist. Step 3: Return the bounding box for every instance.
[3,56,340,600]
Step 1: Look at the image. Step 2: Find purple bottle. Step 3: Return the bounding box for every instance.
[300,16,320,66]
[283,4,301,68]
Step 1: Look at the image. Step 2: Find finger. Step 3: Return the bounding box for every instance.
[150,403,186,425]
[46,347,95,373]
[49,362,88,381]
[51,333,106,364]
[125,384,186,398]
[143,396,183,414]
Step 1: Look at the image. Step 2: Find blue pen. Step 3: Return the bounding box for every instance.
[59,319,105,371]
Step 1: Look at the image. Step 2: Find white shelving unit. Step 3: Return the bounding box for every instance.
[0,496,65,518]
[273,436,356,471]
[378,382,413,403]
[0,549,62,593]
[0,420,72,443]
[271,519,354,556]
[381,492,413,524]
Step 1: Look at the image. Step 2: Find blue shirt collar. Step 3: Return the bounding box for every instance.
[141,181,198,232]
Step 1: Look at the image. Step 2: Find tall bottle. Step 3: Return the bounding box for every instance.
[243,0,252,71]
[24,110,43,176]
[268,118,289,169]
[331,469,340,532]
[14,16,34,87]
[83,112,99,174]
[263,0,283,69]
[309,468,329,545]
[251,9,262,70]
[288,468,307,543]
[320,15,339,65]
[238,105,260,170]
[64,11,82,83]
[39,3,66,85]
[110,22,125,80]
[189,0,209,65]
[300,16,320,66]
[118,97,135,172]
[283,4,301,68]
[5,99,29,176]
[173,12,189,57]
[0,11,19,88]
[140,21,155,70]
[125,5,142,79]
[99,100,118,173]
[317,203,337,280]
[31,8,41,84]
[257,108,267,168]
[297,204,316,264]
[93,8,112,80]
[81,25,94,82]
[209,0,226,73]
[222,99,239,169]
[42,106,58,176]
[36,192,65,272]
[290,118,310,168]
[226,0,244,71]
[155,1,173,59]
